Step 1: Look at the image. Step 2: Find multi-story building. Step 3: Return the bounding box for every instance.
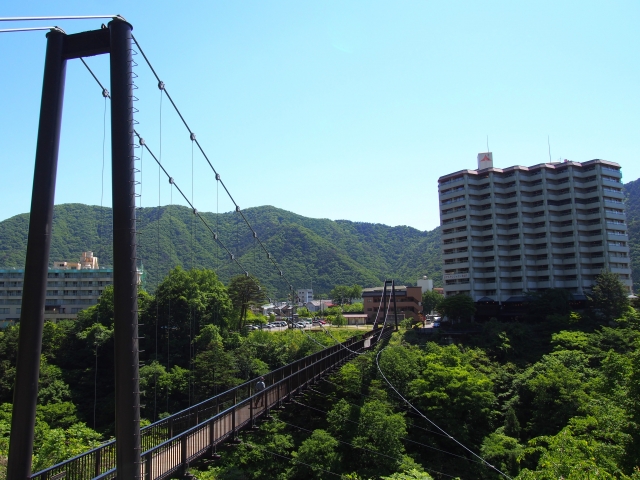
[438,154,632,305]
[362,285,422,323]
[296,289,313,305]
[0,252,142,326]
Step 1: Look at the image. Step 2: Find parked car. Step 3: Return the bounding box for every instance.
[433,322,440,328]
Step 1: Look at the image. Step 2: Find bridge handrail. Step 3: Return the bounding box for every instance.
[139,331,390,479]
[30,328,385,480]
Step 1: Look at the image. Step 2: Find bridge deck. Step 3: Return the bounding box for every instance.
[33,327,392,480]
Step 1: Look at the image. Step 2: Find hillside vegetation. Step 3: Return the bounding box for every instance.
[0,204,441,297]
[0,175,638,296]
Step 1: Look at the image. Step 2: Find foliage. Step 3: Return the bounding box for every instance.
[332,313,347,327]
[330,285,362,305]
[421,290,443,314]
[227,275,265,330]
[524,288,573,322]
[343,302,364,313]
[291,429,340,478]
[588,270,630,322]
[436,294,476,323]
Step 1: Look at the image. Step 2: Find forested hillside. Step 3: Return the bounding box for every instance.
[0,204,441,297]
[1,176,638,297]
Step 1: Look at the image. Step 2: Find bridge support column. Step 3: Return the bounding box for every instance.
[109,18,142,479]
[7,28,67,480]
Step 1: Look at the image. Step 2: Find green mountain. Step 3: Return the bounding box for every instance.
[3,177,637,298]
[0,204,442,297]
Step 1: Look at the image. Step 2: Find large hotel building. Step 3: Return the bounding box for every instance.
[438,154,632,307]
[0,251,142,327]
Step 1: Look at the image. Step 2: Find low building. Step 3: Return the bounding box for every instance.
[362,285,422,323]
[0,252,141,326]
[343,313,367,325]
[305,300,334,312]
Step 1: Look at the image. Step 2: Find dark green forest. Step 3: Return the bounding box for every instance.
[0,268,638,479]
[0,204,442,297]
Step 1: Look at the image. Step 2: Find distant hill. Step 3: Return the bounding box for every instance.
[0,204,442,297]
[624,178,640,292]
[4,180,637,298]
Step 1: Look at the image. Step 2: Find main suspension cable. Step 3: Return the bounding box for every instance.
[131,35,293,290]
[0,15,123,21]
[79,57,251,277]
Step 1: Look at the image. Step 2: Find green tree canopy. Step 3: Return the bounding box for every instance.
[436,294,476,323]
[422,290,443,314]
[589,270,630,322]
[227,275,265,330]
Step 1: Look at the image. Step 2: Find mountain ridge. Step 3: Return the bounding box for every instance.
[0,203,441,297]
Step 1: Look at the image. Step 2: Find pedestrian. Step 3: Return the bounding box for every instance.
[255,376,266,407]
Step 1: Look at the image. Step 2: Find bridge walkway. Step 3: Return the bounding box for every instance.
[32,327,393,480]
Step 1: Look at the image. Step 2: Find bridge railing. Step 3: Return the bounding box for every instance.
[32,327,392,480]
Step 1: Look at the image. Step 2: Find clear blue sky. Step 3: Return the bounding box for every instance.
[1,1,639,232]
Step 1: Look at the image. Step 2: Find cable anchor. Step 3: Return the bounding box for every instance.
[169,177,174,185]
[102,88,110,98]
[158,81,165,90]
[190,132,196,141]
[215,173,220,181]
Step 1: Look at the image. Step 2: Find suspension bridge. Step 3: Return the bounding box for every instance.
[1,15,512,480]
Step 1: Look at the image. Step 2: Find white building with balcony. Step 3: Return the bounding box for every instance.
[438,155,632,304]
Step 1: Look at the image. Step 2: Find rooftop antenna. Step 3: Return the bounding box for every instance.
[547,135,552,163]
[486,135,489,152]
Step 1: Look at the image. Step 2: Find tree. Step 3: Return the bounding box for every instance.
[227,275,265,330]
[332,312,347,327]
[141,266,232,369]
[524,288,573,322]
[589,270,630,321]
[291,429,340,479]
[352,400,407,476]
[436,294,475,323]
[349,284,363,302]
[422,290,443,314]
[330,285,351,306]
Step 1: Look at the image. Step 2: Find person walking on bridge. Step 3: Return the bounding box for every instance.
[255,376,266,407]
